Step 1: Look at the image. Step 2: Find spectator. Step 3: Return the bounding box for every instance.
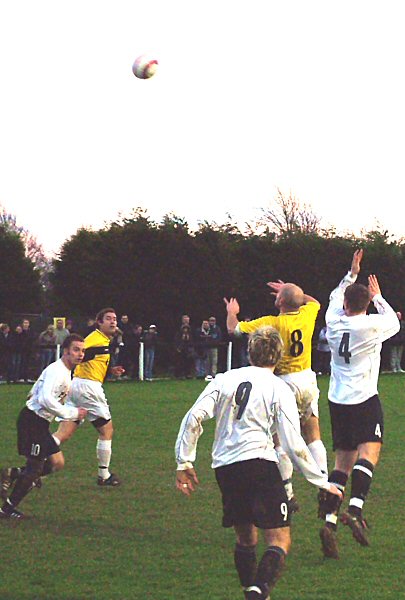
[389,311,405,373]
[119,314,132,336]
[174,325,194,379]
[207,316,222,378]
[0,324,11,382]
[38,325,57,372]
[143,325,158,381]
[120,324,143,379]
[53,318,70,348]
[84,318,96,337]
[194,320,211,379]
[20,319,35,383]
[316,325,331,375]
[108,327,123,378]
[9,325,24,383]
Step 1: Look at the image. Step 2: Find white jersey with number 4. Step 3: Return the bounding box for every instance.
[175,365,331,491]
[326,272,400,405]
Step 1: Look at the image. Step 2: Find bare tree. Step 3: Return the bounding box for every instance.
[0,204,52,287]
[259,188,322,236]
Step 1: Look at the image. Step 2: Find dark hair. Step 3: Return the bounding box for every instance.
[96,307,116,323]
[344,283,370,314]
[62,333,84,350]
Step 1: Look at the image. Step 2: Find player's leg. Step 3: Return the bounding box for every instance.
[319,400,357,558]
[340,441,381,546]
[299,376,328,476]
[244,527,290,599]
[1,466,23,500]
[233,524,259,596]
[215,461,261,598]
[340,395,383,546]
[319,449,355,558]
[301,414,328,475]
[94,418,120,486]
[246,461,291,599]
[0,456,45,518]
[53,420,80,444]
[389,346,397,372]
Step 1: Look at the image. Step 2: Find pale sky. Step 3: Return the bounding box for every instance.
[1,1,404,256]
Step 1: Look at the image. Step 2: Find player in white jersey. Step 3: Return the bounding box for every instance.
[175,326,341,600]
[318,249,400,558]
[0,335,87,519]
[225,281,327,514]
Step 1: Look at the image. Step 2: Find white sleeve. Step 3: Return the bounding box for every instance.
[233,323,243,337]
[175,380,219,469]
[370,294,400,343]
[275,390,330,490]
[41,372,79,420]
[326,271,357,324]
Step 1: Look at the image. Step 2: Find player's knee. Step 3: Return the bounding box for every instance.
[50,453,65,472]
[54,424,76,443]
[24,457,45,481]
[93,417,113,439]
[235,525,257,546]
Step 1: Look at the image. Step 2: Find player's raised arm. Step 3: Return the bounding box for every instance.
[368,274,381,299]
[326,250,363,322]
[367,274,400,341]
[224,297,240,335]
[350,248,363,276]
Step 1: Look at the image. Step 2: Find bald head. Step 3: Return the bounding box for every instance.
[276,283,305,311]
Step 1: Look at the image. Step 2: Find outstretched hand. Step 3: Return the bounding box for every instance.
[351,249,363,275]
[176,468,199,497]
[266,279,285,296]
[328,484,343,499]
[368,274,381,298]
[223,297,240,315]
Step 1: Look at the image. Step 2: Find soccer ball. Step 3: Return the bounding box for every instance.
[132,55,158,79]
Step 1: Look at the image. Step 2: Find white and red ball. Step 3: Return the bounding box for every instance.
[132,55,158,79]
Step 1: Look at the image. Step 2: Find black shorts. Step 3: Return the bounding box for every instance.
[215,459,290,529]
[17,407,60,459]
[328,395,384,451]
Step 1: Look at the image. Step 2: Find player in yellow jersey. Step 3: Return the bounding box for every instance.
[54,308,125,486]
[224,281,328,509]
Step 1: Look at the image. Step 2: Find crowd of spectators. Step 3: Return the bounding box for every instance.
[5,310,400,384]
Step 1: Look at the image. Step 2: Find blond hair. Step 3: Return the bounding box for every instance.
[248,326,284,367]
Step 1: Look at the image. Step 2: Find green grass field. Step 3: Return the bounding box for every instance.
[0,375,404,600]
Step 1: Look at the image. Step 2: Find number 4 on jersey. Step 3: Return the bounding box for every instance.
[338,332,352,364]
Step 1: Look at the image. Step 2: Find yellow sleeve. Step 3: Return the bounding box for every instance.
[239,315,277,334]
[302,302,321,320]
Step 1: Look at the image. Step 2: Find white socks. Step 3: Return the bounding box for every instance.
[97,439,112,479]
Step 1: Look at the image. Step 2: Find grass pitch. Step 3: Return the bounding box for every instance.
[0,375,404,600]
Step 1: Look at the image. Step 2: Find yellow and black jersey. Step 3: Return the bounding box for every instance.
[73,329,111,383]
[236,302,320,375]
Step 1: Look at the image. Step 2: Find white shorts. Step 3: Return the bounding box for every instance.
[65,378,112,422]
[279,369,319,421]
